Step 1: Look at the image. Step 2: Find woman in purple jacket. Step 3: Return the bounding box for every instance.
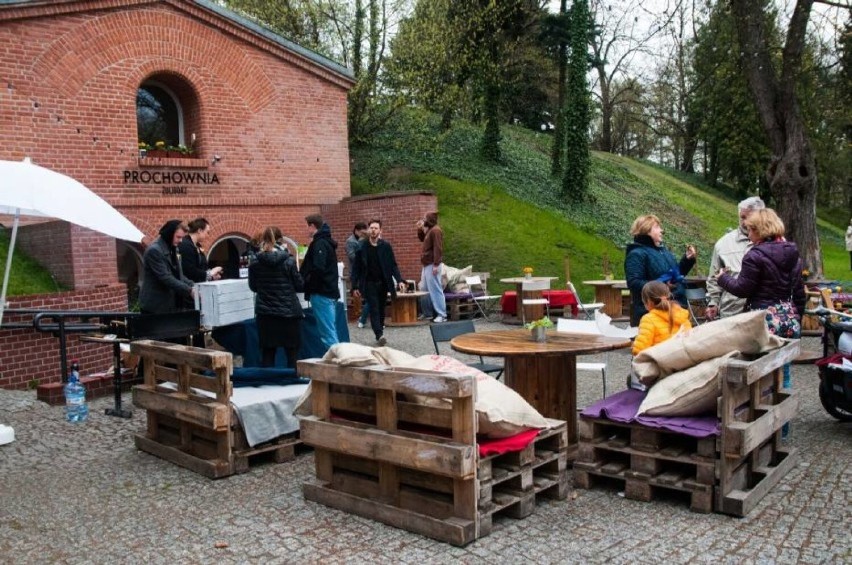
[715,208,805,421]
[715,208,806,327]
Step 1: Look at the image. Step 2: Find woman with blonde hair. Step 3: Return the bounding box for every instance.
[625,214,697,326]
[715,208,805,336]
[248,226,304,368]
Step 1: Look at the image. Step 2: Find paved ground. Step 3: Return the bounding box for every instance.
[1,319,850,564]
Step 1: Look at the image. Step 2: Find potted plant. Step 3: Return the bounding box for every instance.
[525,316,554,342]
[523,266,534,279]
[144,140,168,158]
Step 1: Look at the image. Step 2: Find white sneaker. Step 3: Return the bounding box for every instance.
[357,322,365,329]
[432,316,446,323]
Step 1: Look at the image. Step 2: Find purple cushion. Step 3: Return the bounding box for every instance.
[581,389,720,438]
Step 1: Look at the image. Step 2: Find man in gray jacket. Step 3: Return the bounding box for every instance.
[705,196,765,320]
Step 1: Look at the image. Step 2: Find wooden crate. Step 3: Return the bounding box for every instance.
[194,279,255,328]
[298,360,569,546]
[131,340,301,479]
[575,340,800,516]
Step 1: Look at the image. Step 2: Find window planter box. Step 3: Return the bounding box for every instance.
[137,155,208,169]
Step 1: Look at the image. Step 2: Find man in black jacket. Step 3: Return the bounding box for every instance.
[139,219,195,314]
[352,219,406,345]
[300,214,340,351]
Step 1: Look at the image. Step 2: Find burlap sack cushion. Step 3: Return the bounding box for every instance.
[632,310,785,384]
[397,355,550,438]
[320,342,378,366]
[441,264,473,291]
[637,351,740,417]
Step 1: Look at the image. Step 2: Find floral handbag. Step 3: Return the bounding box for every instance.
[764,301,801,338]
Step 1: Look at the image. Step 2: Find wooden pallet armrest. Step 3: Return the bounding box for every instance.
[723,392,799,457]
[722,340,801,386]
[298,360,475,399]
[301,415,476,479]
[133,385,231,431]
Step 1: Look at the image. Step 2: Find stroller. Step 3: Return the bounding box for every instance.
[813,306,852,422]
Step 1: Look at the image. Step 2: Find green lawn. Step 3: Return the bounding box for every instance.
[0,229,65,297]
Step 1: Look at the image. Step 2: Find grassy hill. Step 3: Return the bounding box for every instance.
[351,109,850,299]
[0,228,65,297]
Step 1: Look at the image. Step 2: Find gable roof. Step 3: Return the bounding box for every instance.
[0,0,355,87]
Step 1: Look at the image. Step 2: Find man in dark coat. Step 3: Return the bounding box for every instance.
[352,219,406,345]
[139,219,195,314]
[299,214,340,351]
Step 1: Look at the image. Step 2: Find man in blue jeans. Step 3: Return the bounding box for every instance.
[300,214,340,352]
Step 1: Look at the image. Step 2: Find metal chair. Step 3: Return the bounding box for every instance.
[521,278,551,324]
[464,275,501,321]
[429,319,503,378]
[556,317,608,398]
[685,287,708,326]
[566,281,605,320]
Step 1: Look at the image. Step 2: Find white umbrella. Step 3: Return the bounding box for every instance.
[0,157,145,326]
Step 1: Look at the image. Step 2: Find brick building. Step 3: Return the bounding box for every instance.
[0,0,436,390]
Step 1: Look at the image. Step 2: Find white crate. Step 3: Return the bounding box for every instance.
[194,279,255,328]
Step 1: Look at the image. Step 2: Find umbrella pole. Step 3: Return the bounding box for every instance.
[0,209,20,328]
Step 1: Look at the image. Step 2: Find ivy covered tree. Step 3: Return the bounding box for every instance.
[562,0,593,199]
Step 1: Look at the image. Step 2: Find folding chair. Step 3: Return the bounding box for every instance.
[556,318,608,398]
[464,275,501,321]
[521,278,551,324]
[429,319,503,378]
[685,287,708,326]
[566,281,605,320]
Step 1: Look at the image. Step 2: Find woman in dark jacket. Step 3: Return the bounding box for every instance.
[715,208,806,333]
[248,226,304,368]
[625,214,697,326]
[716,208,805,419]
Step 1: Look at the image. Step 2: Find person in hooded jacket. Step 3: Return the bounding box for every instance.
[625,214,697,326]
[248,226,304,368]
[139,219,195,314]
[300,214,340,351]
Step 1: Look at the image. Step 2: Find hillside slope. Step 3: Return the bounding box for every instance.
[351,110,849,296]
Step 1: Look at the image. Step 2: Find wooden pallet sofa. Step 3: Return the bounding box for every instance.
[131,340,303,479]
[575,340,800,516]
[297,359,568,546]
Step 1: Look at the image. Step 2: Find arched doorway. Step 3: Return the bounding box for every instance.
[116,240,143,309]
[208,235,250,280]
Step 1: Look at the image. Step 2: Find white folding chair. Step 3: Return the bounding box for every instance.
[521,278,551,324]
[556,317,608,398]
[464,275,501,321]
[685,287,708,326]
[566,281,605,320]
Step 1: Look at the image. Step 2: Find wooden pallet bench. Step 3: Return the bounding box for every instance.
[298,359,569,546]
[575,340,800,516]
[131,340,302,479]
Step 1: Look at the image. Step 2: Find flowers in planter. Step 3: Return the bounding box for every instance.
[138,139,196,158]
[524,316,554,330]
[522,266,534,276]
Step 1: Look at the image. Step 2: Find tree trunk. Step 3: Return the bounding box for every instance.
[731,0,822,275]
[598,72,612,153]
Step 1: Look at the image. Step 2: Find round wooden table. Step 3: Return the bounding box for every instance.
[582,279,627,318]
[450,328,631,460]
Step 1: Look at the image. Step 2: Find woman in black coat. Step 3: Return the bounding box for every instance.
[248,226,304,368]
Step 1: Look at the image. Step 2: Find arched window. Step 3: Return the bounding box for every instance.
[135,73,200,154]
[137,82,183,147]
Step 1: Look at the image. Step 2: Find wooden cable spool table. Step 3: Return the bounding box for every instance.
[450,328,632,461]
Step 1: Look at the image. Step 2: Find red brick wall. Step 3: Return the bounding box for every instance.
[322,192,438,282]
[0,0,352,251]
[0,285,128,389]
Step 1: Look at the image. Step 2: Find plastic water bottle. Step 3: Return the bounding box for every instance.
[64,360,88,423]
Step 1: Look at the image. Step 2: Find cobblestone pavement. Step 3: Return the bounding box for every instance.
[1,320,850,564]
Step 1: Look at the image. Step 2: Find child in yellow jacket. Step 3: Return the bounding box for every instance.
[632,280,692,355]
